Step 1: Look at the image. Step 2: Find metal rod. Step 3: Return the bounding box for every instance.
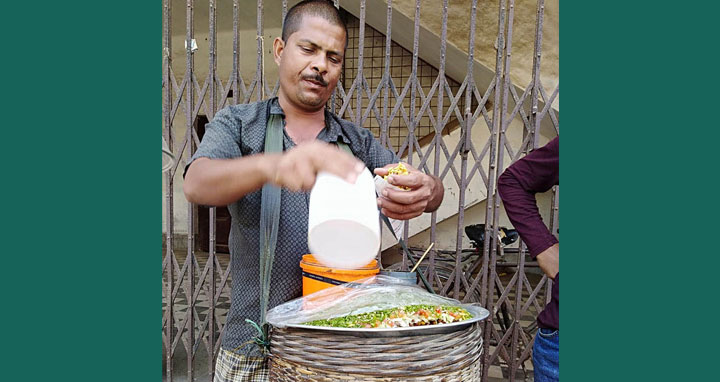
[256,0,264,101]
[432,0,449,295]
[537,83,559,123]
[209,0,216,119]
[455,118,469,301]
[185,0,195,379]
[402,0,421,258]
[539,84,559,133]
[530,0,546,146]
[481,0,508,379]
[382,0,392,150]
[377,2,394,271]
[355,0,366,126]
[208,0,217,378]
[162,0,173,379]
[547,185,559,304]
[500,1,522,377]
[330,0,342,114]
[329,1,337,113]
[232,0,239,105]
[458,0,483,315]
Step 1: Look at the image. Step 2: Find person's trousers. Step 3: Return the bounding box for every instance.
[213,348,268,382]
[532,328,559,382]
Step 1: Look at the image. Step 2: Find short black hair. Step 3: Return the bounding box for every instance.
[282,0,348,50]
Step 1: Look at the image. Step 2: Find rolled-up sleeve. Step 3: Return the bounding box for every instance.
[497,137,559,258]
[359,127,399,170]
[183,107,243,177]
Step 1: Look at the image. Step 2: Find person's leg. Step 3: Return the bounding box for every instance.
[532,328,559,381]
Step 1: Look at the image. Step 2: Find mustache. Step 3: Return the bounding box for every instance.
[301,74,328,87]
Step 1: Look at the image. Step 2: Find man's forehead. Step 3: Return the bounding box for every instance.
[287,15,346,47]
[295,14,344,31]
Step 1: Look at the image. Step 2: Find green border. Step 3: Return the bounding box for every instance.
[3,2,157,380]
[564,2,719,380]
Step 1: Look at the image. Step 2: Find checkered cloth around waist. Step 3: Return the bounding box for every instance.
[214,348,268,382]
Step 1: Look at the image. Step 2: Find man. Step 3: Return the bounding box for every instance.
[497,136,559,382]
[183,1,444,381]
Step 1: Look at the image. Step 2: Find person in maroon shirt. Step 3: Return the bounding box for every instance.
[498,136,559,382]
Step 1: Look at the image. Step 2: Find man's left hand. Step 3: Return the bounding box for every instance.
[373,163,444,220]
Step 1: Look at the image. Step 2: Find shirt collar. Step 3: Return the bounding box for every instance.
[268,96,285,116]
[269,97,349,144]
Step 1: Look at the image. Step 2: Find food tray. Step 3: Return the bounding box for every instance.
[283,304,490,337]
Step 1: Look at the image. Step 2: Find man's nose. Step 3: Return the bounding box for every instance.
[310,55,327,74]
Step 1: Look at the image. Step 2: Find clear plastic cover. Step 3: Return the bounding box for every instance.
[266,275,474,328]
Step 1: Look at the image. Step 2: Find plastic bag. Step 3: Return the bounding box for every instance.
[266,275,472,328]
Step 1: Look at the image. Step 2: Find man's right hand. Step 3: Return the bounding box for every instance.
[268,141,366,192]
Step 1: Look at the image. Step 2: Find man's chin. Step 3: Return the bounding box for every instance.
[297,94,327,108]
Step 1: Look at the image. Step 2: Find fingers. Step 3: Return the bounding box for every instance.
[294,160,317,191]
[381,183,431,205]
[382,210,423,220]
[378,198,426,219]
[273,142,366,191]
[275,164,303,191]
[313,143,365,183]
[386,173,424,189]
[377,197,427,220]
[275,160,322,192]
[317,151,365,184]
[374,168,389,177]
[272,149,314,191]
[373,163,396,177]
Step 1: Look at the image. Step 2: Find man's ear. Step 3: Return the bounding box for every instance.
[273,37,284,66]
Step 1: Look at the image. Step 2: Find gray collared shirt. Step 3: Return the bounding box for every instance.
[186,97,398,351]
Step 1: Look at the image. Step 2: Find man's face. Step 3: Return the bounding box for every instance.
[274,15,345,112]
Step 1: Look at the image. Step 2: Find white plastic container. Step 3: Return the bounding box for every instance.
[307,169,380,269]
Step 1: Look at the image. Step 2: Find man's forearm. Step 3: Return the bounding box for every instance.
[183,154,279,206]
[497,171,558,257]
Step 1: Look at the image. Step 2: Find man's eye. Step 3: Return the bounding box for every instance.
[301,47,313,53]
[329,57,341,64]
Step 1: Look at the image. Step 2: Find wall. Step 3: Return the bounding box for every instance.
[391,0,559,110]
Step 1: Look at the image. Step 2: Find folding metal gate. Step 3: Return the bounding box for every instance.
[163,0,559,380]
